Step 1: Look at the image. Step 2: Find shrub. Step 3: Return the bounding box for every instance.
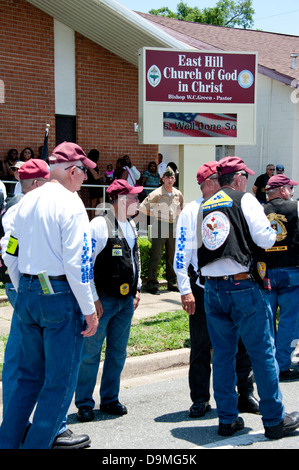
[138,237,166,281]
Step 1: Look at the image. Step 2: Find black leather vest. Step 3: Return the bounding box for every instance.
[264,198,299,268]
[93,214,139,298]
[198,187,252,269]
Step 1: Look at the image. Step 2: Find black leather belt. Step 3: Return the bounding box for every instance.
[206,273,252,281]
[22,273,67,281]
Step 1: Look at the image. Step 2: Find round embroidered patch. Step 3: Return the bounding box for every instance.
[202,211,230,250]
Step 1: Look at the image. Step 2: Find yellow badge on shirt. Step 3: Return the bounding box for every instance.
[120,283,129,295]
[6,236,19,257]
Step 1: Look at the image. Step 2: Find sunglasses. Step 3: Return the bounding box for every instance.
[65,165,88,174]
[238,171,248,179]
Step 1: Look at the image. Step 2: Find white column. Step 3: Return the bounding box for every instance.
[179,145,216,203]
[54,19,76,116]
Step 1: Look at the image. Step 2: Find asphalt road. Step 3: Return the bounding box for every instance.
[1,290,299,452]
[65,359,299,452]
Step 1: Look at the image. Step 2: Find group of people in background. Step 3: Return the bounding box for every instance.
[0,142,298,448]
[252,163,285,204]
[1,148,179,215]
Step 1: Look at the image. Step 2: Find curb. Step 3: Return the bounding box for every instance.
[121,348,190,380]
[0,290,190,384]
[0,348,190,386]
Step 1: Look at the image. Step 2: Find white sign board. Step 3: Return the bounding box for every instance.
[138,48,258,145]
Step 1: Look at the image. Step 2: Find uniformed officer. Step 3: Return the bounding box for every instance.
[198,156,299,439]
[140,166,184,294]
[75,179,143,422]
[264,174,299,381]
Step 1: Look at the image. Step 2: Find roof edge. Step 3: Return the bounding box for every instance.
[258,65,295,86]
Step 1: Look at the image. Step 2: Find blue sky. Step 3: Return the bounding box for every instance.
[118,0,299,36]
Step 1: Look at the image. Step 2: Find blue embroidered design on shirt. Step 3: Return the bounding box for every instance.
[175,226,187,269]
[81,233,92,284]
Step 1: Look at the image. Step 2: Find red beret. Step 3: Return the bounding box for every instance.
[49,142,96,169]
[197,161,218,184]
[106,179,143,196]
[266,174,298,189]
[217,156,255,176]
[18,159,49,180]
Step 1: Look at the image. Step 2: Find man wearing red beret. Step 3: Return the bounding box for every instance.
[75,179,143,422]
[0,143,98,449]
[174,160,259,419]
[197,156,299,440]
[264,174,299,381]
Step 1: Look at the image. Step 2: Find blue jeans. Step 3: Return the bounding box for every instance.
[5,282,17,307]
[2,294,68,435]
[0,276,85,449]
[75,294,134,408]
[268,267,299,372]
[2,283,18,417]
[204,277,285,427]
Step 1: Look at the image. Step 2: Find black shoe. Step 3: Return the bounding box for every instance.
[238,392,260,414]
[279,368,299,381]
[77,406,94,422]
[264,412,299,439]
[218,417,244,436]
[168,285,179,292]
[189,401,211,418]
[52,429,91,449]
[147,287,160,295]
[100,401,127,416]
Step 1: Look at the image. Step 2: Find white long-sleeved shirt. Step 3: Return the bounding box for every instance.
[174,197,204,295]
[89,215,142,301]
[2,181,95,316]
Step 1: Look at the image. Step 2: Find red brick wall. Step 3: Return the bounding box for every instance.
[75,33,158,176]
[0,0,56,161]
[0,0,158,178]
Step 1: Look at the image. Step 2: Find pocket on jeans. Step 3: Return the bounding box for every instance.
[39,290,74,324]
[228,287,257,319]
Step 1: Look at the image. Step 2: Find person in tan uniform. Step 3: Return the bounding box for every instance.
[139,167,184,294]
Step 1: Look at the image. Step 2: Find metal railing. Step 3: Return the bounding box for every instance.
[1,180,159,214]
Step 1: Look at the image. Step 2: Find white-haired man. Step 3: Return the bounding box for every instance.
[0,143,98,449]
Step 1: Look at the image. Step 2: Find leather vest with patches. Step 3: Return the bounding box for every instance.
[93,214,139,298]
[197,187,253,269]
[264,198,299,268]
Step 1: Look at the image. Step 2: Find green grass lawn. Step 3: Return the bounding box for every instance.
[0,310,190,376]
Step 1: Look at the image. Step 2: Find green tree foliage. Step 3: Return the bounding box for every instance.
[149,0,255,29]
